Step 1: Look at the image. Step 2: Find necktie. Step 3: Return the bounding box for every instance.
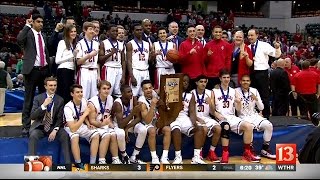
[44,111,52,132]
[38,33,45,67]
[251,44,255,57]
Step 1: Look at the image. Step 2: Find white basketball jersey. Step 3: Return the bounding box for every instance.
[179,92,192,116]
[138,95,159,125]
[88,95,113,122]
[235,87,261,116]
[63,98,88,127]
[102,39,124,68]
[76,38,99,68]
[154,41,174,68]
[213,87,236,116]
[113,97,134,126]
[191,89,212,117]
[129,39,149,70]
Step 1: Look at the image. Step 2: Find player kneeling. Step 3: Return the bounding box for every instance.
[88,81,122,164]
[170,74,206,164]
[112,85,148,164]
[64,84,100,168]
[236,75,276,159]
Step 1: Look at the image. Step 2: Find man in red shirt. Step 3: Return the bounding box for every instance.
[178,25,205,90]
[309,59,320,76]
[284,57,300,116]
[203,25,231,89]
[291,61,320,123]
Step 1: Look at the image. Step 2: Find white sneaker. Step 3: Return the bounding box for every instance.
[151,157,160,164]
[172,156,183,164]
[112,158,122,164]
[130,156,147,164]
[98,159,106,164]
[261,149,276,159]
[160,157,170,164]
[191,156,207,164]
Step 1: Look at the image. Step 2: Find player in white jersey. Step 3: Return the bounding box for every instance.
[112,85,148,164]
[212,69,260,163]
[236,75,276,159]
[76,22,100,99]
[127,24,152,97]
[170,74,206,164]
[88,81,121,164]
[64,84,100,167]
[153,27,176,91]
[191,75,230,164]
[139,80,171,164]
[99,24,126,97]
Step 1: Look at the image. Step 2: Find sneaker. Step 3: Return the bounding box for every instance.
[74,163,85,170]
[221,151,229,164]
[242,150,260,163]
[172,156,183,164]
[112,158,122,164]
[261,149,276,160]
[250,144,261,160]
[130,156,146,164]
[207,150,220,163]
[98,159,107,164]
[151,157,160,164]
[191,156,207,164]
[160,157,170,164]
[122,155,131,164]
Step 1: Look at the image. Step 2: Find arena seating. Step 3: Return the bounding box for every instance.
[306,23,320,37]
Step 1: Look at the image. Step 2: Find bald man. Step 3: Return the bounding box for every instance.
[270,58,291,116]
[195,25,207,47]
[167,21,184,73]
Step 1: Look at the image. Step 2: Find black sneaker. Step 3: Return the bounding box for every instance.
[122,155,131,164]
[74,163,85,170]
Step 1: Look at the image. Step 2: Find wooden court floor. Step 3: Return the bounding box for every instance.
[0,113,299,164]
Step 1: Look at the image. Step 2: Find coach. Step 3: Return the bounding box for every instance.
[247,29,281,119]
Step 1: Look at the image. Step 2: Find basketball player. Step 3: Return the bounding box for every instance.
[99,24,126,97]
[191,75,229,164]
[153,27,176,91]
[139,80,171,164]
[64,84,100,167]
[112,85,148,164]
[127,24,152,97]
[212,69,260,162]
[88,80,122,164]
[236,75,276,159]
[76,22,100,100]
[170,74,206,164]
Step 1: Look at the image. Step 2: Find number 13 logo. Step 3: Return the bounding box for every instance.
[276,144,296,164]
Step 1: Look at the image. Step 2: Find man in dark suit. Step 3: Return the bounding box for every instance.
[28,77,71,164]
[270,58,291,116]
[167,21,184,73]
[17,14,51,137]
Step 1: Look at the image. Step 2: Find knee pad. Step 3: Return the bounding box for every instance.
[220,121,230,139]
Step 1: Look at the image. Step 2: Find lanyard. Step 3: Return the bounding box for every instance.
[98,96,107,115]
[73,101,82,120]
[108,38,119,51]
[134,38,144,54]
[84,38,93,53]
[45,94,54,112]
[183,92,187,101]
[123,102,130,117]
[195,90,205,105]
[159,41,168,60]
[219,86,229,102]
[241,88,250,105]
[233,47,240,61]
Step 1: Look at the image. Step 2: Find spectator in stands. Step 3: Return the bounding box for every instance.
[0,47,10,69]
[270,58,291,116]
[204,25,232,90]
[12,74,24,89]
[284,57,300,116]
[15,58,23,75]
[28,77,71,163]
[17,14,51,137]
[309,59,320,75]
[55,24,78,104]
[6,67,16,79]
[31,6,40,16]
[179,25,205,90]
[43,1,53,20]
[248,28,281,119]
[291,60,320,121]
[55,5,63,21]
[0,61,13,117]
[114,14,121,25]
[230,31,253,88]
